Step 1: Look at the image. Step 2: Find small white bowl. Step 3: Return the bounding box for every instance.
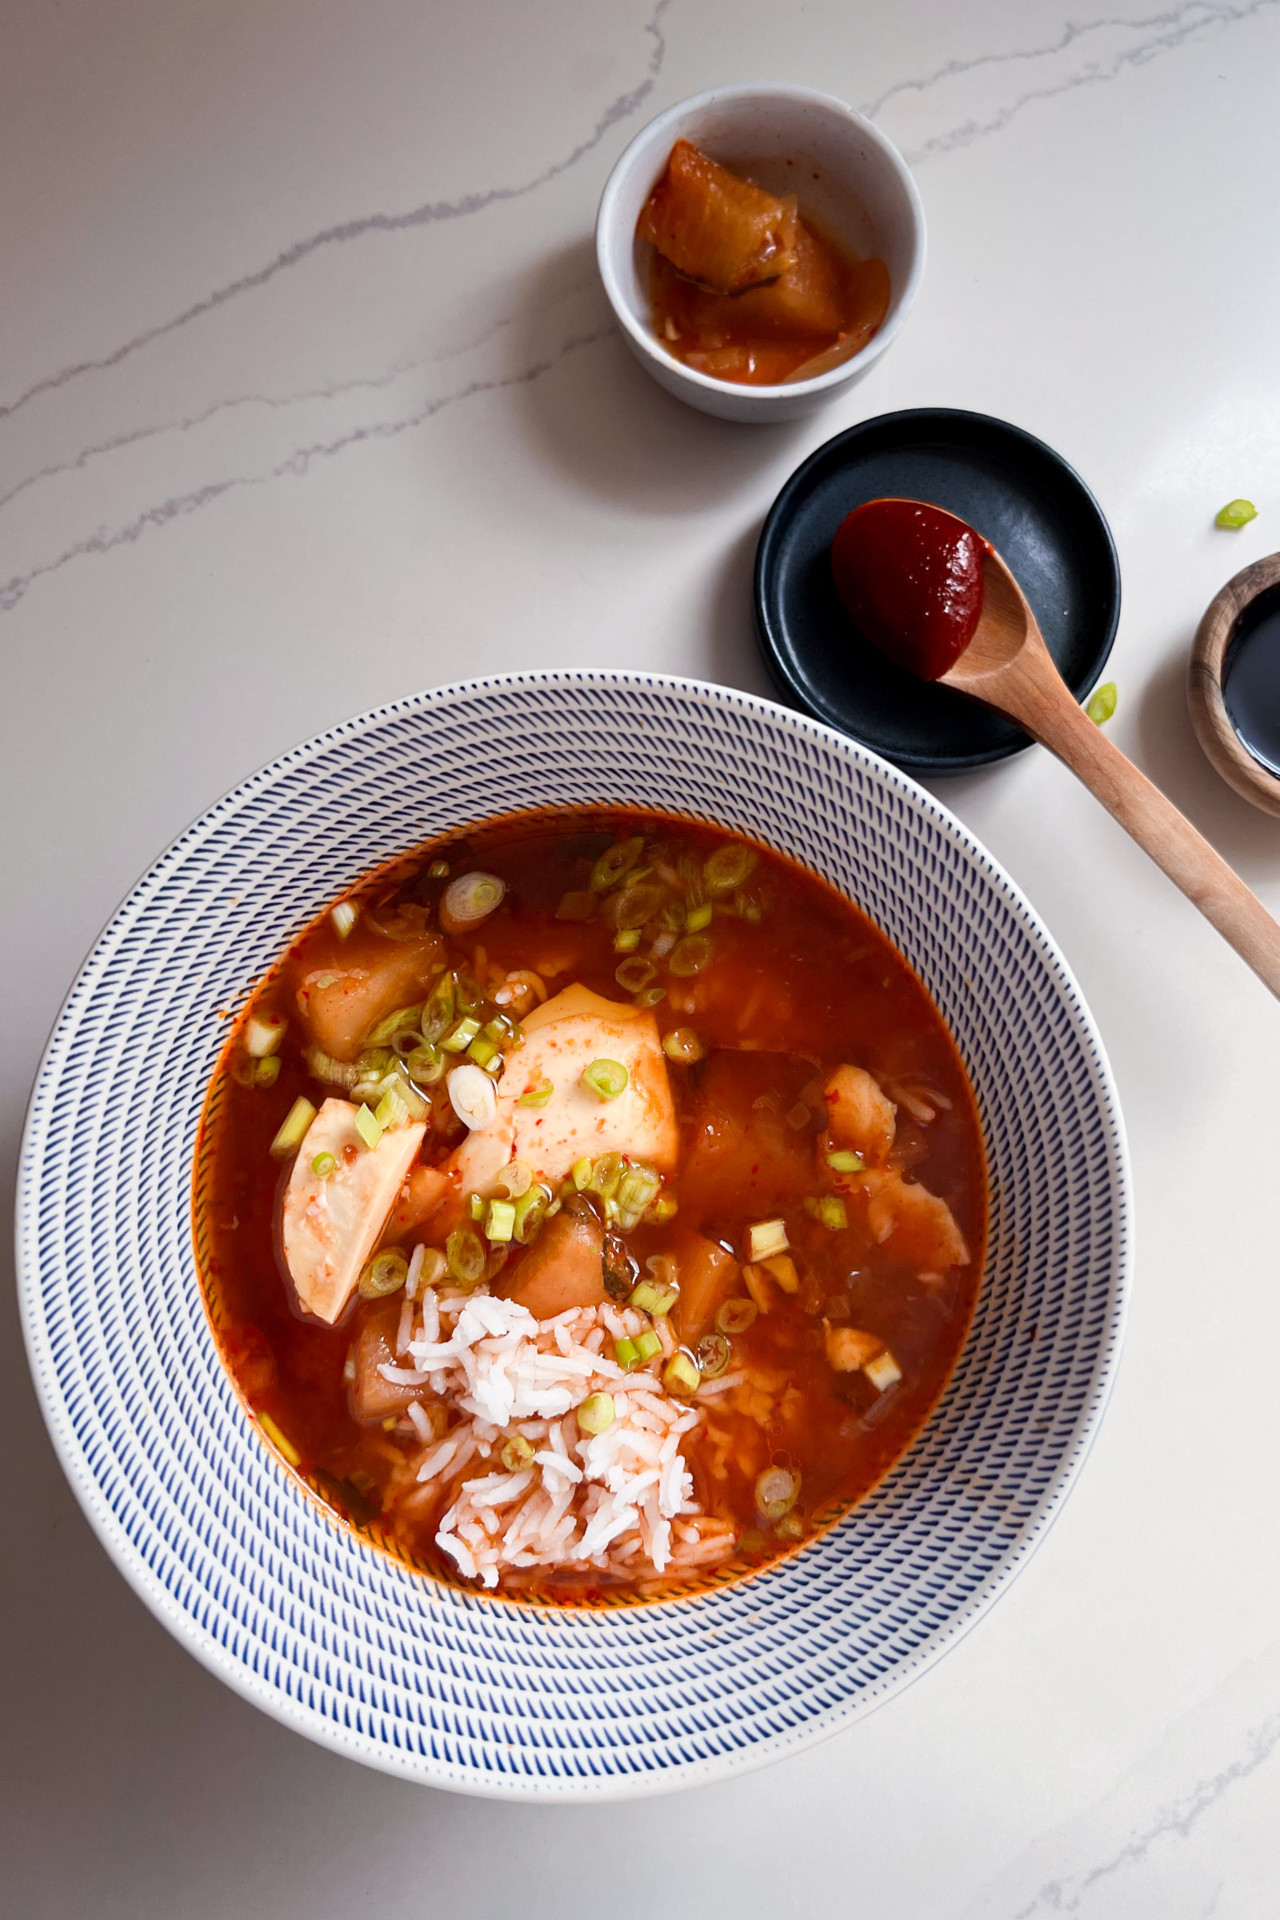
[596,83,925,423]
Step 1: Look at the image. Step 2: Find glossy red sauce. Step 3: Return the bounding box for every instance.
[831,499,986,681]
[195,809,985,1606]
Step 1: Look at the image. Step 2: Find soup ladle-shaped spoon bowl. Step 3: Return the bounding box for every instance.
[886,502,1280,999]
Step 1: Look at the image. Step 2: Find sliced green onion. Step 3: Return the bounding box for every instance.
[582,1058,629,1101]
[513,1186,550,1244]
[1216,498,1258,530]
[745,1218,788,1262]
[330,901,359,939]
[704,844,758,894]
[572,1156,592,1191]
[826,1149,865,1173]
[253,1056,281,1088]
[311,1151,336,1180]
[359,1248,409,1299]
[648,1193,678,1223]
[733,888,763,925]
[467,1033,500,1070]
[614,928,641,953]
[419,972,456,1044]
[663,1352,701,1396]
[634,985,667,1009]
[353,1103,383,1150]
[696,1332,731,1378]
[374,1083,413,1131]
[555,889,595,922]
[442,1015,480,1053]
[448,1063,498,1131]
[775,1513,805,1541]
[755,1465,799,1521]
[501,1432,534,1472]
[590,836,644,892]
[805,1195,848,1230]
[669,935,713,977]
[611,879,665,929]
[738,1527,767,1556]
[615,1164,661,1228]
[427,859,451,878]
[629,1278,678,1316]
[613,1336,640,1370]
[244,1012,288,1058]
[517,1078,554,1108]
[467,1192,485,1221]
[1087,681,1118,725]
[269,1096,316,1158]
[635,1329,663,1364]
[662,1028,704,1064]
[865,1348,903,1394]
[717,1297,758,1335]
[577,1392,616,1435]
[366,1002,424,1048]
[485,1199,516,1243]
[257,1411,301,1467]
[446,1226,486,1287]
[615,957,656,993]
[301,1043,360,1090]
[685,901,714,933]
[588,1152,624,1200]
[440,871,505,934]
[405,1042,444,1085]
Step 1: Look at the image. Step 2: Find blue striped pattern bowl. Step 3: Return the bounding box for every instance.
[16,672,1128,1798]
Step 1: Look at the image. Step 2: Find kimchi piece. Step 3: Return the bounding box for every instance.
[637,138,798,294]
[638,138,892,387]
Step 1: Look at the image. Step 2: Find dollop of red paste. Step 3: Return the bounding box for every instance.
[830,499,986,681]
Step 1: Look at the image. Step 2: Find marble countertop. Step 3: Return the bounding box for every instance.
[4,1,1280,1912]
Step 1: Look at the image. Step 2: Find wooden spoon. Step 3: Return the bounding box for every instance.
[903,503,1280,998]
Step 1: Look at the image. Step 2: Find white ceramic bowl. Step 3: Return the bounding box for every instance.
[18,673,1127,1798]
[596,84,925,423]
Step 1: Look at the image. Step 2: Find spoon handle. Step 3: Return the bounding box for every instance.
[1023,681,1280,998]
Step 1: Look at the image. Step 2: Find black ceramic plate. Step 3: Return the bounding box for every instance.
[754,409,1121,772]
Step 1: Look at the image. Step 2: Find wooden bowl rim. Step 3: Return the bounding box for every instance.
[1188,549,1280,818]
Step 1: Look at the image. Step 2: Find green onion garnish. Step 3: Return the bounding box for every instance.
[590,836,644,892]
[634,1329,663,1364]
[501,1432,534,1471]
[311,1151,336,1180]
[446,1226,486,1287]
[629,1278,678,1316]
[614,1164,661,1228]
[663,1352,701,1396]
[358,1248,409,1300]
[582,1058,629,1101]
[374,1083,411,1130]
[662,1028,704,1064]
[733,888,763,925]
[704,844,758,894]
[419,972,456,1044]
[441,1016,480,1053]
[467,1192,485,1221]
[365,1002,424,1048]
[257,1411,301,1467]
[513,1186,549,1244]
[517,1079,554,1108]
[613,928,641,953]
[805,1195,848,1230]
[615,957,656,993]
[269,1096,316,1159]
[353,1104,383,1150]
[612,879,665,929]
[633,985,666,1008]
[485,1199,516,1243]
[467,1033,500,1070]
[668,934,713,977]
[755,1465,799,1520]
[613,1336,640,1369]
[330,901,359,939]
[253,1056,281,1087]
[577,1392,616,1434]
[571,1157,592,1191]
[427,859,450,878]
[745,1218,788,1262]
[648,1193,678,1223]
[826,1149,865,1173]
[1216,498,1258,530]
[684,901,713,933]
[1087,682,1118,725]
[588,1152,624,1200]
[244,1012,287,1058]
[717,1297,758,1335]
[405,1042,444,1085]
[696,1332,731,1378]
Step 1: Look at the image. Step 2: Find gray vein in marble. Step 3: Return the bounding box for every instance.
[0,1,668,425]
[867,0,1278,163]
[0,326,612,613]
[1007,1706,1280,1917]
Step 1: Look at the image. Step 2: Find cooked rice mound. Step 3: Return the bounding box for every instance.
[379,1286,737,1589]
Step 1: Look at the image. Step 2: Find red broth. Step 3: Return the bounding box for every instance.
[195,809,985,1604]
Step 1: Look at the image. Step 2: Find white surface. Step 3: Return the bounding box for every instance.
[2,0,1279,1911]
[596,83,925,418]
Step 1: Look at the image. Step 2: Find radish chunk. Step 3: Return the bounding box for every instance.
[863,1169,970,1269]
[505,1204,607,1320]
[637,139,798,294]
[446,983,677,1196]
[824,1064,897,1166]
[282,1098,426,1323]
[296,935,445,1063]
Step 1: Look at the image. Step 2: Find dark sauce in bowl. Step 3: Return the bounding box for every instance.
[1224,585,1280,775]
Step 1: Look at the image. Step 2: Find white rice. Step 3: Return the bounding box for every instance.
[380,1286,732,1589]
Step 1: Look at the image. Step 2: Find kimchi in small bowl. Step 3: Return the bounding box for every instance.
[596,85,925,422]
